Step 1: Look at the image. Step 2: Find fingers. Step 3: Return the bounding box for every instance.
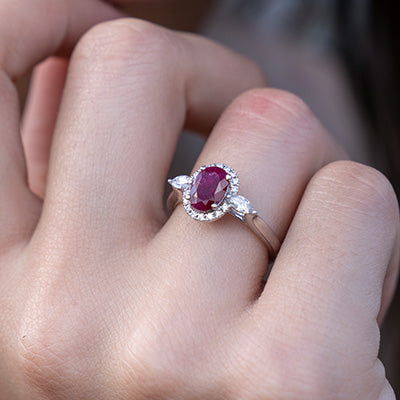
[37,19,265,248]
[22,58,69,199]
[0,0,122,244]
[0,0,121,79]
[157,89,345,311]
[248,161,399,397]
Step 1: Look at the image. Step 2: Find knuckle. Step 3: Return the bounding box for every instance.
[118,329,210,398]
[74,18,172,71]
[224,88,326,151]
[312,160,399,225]
[19,320,82,396]
[233,88,314,127]
[17,256,97,396]
[18,299,87,395]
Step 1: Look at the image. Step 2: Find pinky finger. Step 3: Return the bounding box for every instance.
[22,57,68,199]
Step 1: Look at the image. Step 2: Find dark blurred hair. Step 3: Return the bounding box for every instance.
[334,0,400,394]
[334,0,399,195]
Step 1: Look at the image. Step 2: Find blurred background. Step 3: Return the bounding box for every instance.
[19,0,400,394]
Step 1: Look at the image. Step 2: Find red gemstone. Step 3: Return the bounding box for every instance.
[190,167,229,211]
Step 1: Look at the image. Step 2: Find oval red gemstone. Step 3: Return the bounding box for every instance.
[190,166,229,212]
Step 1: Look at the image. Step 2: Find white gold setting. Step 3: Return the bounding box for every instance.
[167,162,282,259]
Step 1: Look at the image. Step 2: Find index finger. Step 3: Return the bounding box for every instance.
[0,0,122,242]
[0,1,122,78]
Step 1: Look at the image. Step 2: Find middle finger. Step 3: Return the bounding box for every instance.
[38,18,265,247]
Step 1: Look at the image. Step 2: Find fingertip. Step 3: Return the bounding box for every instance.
[22,58,69,199]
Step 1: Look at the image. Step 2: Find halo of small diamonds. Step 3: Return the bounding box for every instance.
[182,163,239,222]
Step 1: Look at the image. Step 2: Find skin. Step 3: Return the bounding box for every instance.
[1,1,399,399]
[21,0,212,196]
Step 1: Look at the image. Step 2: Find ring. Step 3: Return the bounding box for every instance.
[167,163,281,259]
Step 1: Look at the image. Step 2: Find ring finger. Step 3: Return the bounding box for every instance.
[157,88,347,312]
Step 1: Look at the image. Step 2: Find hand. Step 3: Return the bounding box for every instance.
[1,1,399,399]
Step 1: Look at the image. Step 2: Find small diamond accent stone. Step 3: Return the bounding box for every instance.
[228,195,255,214]
[169,175,191,190]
